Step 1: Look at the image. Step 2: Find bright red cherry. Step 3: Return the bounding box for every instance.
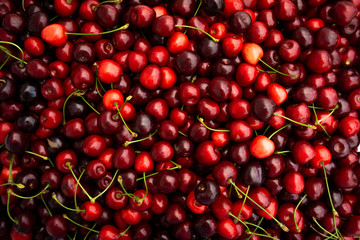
[97,59,123,83]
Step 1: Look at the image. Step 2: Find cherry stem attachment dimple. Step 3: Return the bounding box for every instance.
[228,179,289,232]
[258,58,297,77]
[65,23,129,36]
[63,214,100,233]
[198,116,230,132]
[174,25,219,42]
[273,113,317,129]
[124,130,158,147]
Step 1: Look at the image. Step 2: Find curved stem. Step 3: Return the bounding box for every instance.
[52,193,85,212]
[24,151,48,160]
[8,153,15,183]
[74,169,85,210]
[7,192,18,224]
[66,23,129,36]
[119,225,131,237]
[198,116,230,132]
[294,194,307,233]
[67,162,93,202]
[63,214,100,233]
[0,182,25,188]
[238,186,250,219]
[91,169,119,203]
[273,113,316,129]
[136,164,181,182]
[63,90,84,124]
[229,212,250,232]
[0,42,27,66]
[116,103,137,138]
[41,193,52,217]
[246,217,264,240]
[312,103,331,139]
[124,130,158,147]
[117,175,138,200]
[84,223,97,240]
[79,96,100,115]
[175,25,219,42]
[229,179,289,232]
[10,184,50,199]
[0,51,10,70]
[92,0,121,10]
[178,131,188,137]
[268,124,291,139]
[312,218,337,239]
[258,58,297,77]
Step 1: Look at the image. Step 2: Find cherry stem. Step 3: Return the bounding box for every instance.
[8,153,15,183]
[228,179,289,232]
[275,150,291,155]
[262,125,271,136]
[92,0,121,11]
[247,217,264,240]
[117,175,138,200]
[238,186,250,219]
[78,95,100,115]
[9,184,50,199]
[119,225,131,237]
[244,221,274,239]
[93,64,104,97]
[273,113,317,129]
[229,212,250,232]
[66,23,129,36]
[0,41,27,66]
[22,0,25,11]
[198,116,230,132]
[174,25,219,42]
[246,231,280,240]
[84,223,97,240]
[92,169,119,203]
[256,67,276,74]
[308,105,338,111]
[178,131,188,137]
[74,169,85,210]
[258,58,297,77]
[7,192,18,224]
[63,90,86,124]
[52,192,85,212]
[66,162,93,202]
[136,163,181,182]
[63,214,100,233]
[0,50,10,70]
[294,194,307,233]
[0,182,25,188]
[24,151,48,160]
[321,162,342,239]
[312,218,338,239]
[312,103,331,139]
[115,102,138,138]
[0,46,24,65]
[268,123,291,139]
[50,15,59,22]
[137,172,148,205]
[194,0,202,17]
[124,130,158,147]
[41,193,52,217]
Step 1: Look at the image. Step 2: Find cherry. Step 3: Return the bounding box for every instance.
[80,201,103,221]
[195,140,220,166]
[45,215,67,238]
[283,171,305,194]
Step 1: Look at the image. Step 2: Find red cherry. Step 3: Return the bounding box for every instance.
[267,83,287,105]
[217,218,237,239]
[167,32,189,54]
[186,191,207,214]
[250,135,275,159]
[99,225,120,240]
[310,145,331,169]
[41,24,68,47]
[338,116,360,137]
[97,59,123,83]
[103,89,124,111]
[222,34,243,58]
[80,201,103,221]
[283,171,305,194]
[242,42,264,65]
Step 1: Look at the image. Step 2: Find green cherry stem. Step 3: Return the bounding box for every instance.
[273,113,317,129]
[78,95,100,115]
[66,23,129,36]
[312,218,337,239]
[7,192,18,224]
[318,105,339,123]
[66,162,93,202]
[0,182,25,188]
[256,67,276,74]
[268,123,291,139]
[8,153,15,183]
[294,194,307,233]
[124,130,158,147]
[275,150,291,155]
[321,162,343,240]
[63,214,100,233]
[246,231,280,240]
[115,101,138,138]
[117,175,138,200]
[41,193,52,217]
[193,0,202,17]
[136,164,182,182]
[0,49,10,70]
[262,125,271,136]
[174,25,219,42]
[246,217,264,240]
[228,212,251,232]
[9,184,50,199]
[312,103,331,139]
[0,41,27,66]
[92,169,119,203]
[24,151,48,160]
[119,225,131,237]
[228,179,289,232]
[52,193,85,212]
[238,186,250,219]
[92,0,122,11]
[178,131,188,137]
[137,172,149,205]
[74,169,85,210]
[84,223,97,240]
[198,116,230,132]
[258,58,297,77]
[22,0,25,11]
[63,90,85,124]
[244,221,274,238]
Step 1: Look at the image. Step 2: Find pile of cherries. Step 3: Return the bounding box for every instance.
[1,0,360,239]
